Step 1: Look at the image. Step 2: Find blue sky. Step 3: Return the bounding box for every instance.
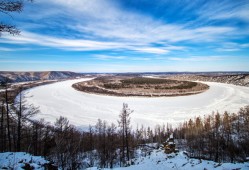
[0,0,249,72]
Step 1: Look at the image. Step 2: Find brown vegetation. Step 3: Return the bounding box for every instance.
[175,106,249,162]
[73,77,209,97]
[166,74,249,87]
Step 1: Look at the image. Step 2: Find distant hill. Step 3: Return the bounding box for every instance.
[0,71,83,83]
[167,74,249,87]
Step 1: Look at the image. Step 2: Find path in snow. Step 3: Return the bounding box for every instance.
[23,78,249,129]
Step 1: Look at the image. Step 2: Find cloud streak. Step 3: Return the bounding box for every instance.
[0,0,249,71]
[0,31,173,54]
[1,0,243,54]
[168,56,225,62]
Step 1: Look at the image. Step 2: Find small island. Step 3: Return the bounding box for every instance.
[72,77,209,97]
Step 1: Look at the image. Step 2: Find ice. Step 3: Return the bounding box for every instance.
[23,78,249,129]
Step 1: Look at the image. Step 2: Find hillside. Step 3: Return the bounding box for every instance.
[165,74,249,87]
[0,71,83,83]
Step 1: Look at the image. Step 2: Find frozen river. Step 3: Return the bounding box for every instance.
[23,78,249,129]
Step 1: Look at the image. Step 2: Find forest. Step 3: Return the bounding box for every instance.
[102,77,198,90]
[0,82,249,169]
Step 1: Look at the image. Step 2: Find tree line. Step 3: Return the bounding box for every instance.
[0,82,249,169]
[0,84,170,169]
[174,107,249,163]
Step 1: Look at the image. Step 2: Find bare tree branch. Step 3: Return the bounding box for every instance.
[0,23,20,35]
[0,0,33,36]
[0,1,23,13]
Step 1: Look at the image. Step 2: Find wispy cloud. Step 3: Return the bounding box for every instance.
[198,0,249,22]
[94,55,152,61]
[0,47,43,52]
[168,56,225,62]
[130,47,169,54]
[130,57,151,61]
[0,59,80,64]
[1,31,174,54]
[1,0,243,54]
[1,0,249,71]
[216,42,249,52]
[0,47,15,52]
[1,31,120,51]
[94,55,127,60]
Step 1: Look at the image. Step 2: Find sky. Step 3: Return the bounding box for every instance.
[0,0,249,72]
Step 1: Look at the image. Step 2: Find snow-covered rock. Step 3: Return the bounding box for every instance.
[0,152,53,170]
[86,149,249,170]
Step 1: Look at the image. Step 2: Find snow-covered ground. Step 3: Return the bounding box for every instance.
[0,152,48,169]
[23,78,249,129]
[2,149,248,170]
[87,149,249,170]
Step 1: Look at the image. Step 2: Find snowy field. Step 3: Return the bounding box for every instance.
[1,149,248,170]
[23,78,249,129]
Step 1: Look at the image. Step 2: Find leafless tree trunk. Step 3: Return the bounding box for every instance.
[5,83,11,151]
[0,100,5,151]
[118,103,133,166]
[17,87,22,151]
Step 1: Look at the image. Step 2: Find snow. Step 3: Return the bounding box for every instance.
[0,152,48,170]
[85,149,249,170]
[1,149,248,170]
[23,78,249,129]
[170,134,173,139]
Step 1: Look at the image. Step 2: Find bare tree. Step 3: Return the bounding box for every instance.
[106,123,117,168]
[0,0,33,36]
[17,86,22,151]
[118,103,133,166]
[0,100,6,151]
[15,86,38,152]
[0,78,12,151]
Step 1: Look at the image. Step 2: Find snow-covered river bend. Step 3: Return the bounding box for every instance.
[23,78,249,129]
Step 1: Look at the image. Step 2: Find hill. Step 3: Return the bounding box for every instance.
[166,73,249,87]
[0,71,83,83]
